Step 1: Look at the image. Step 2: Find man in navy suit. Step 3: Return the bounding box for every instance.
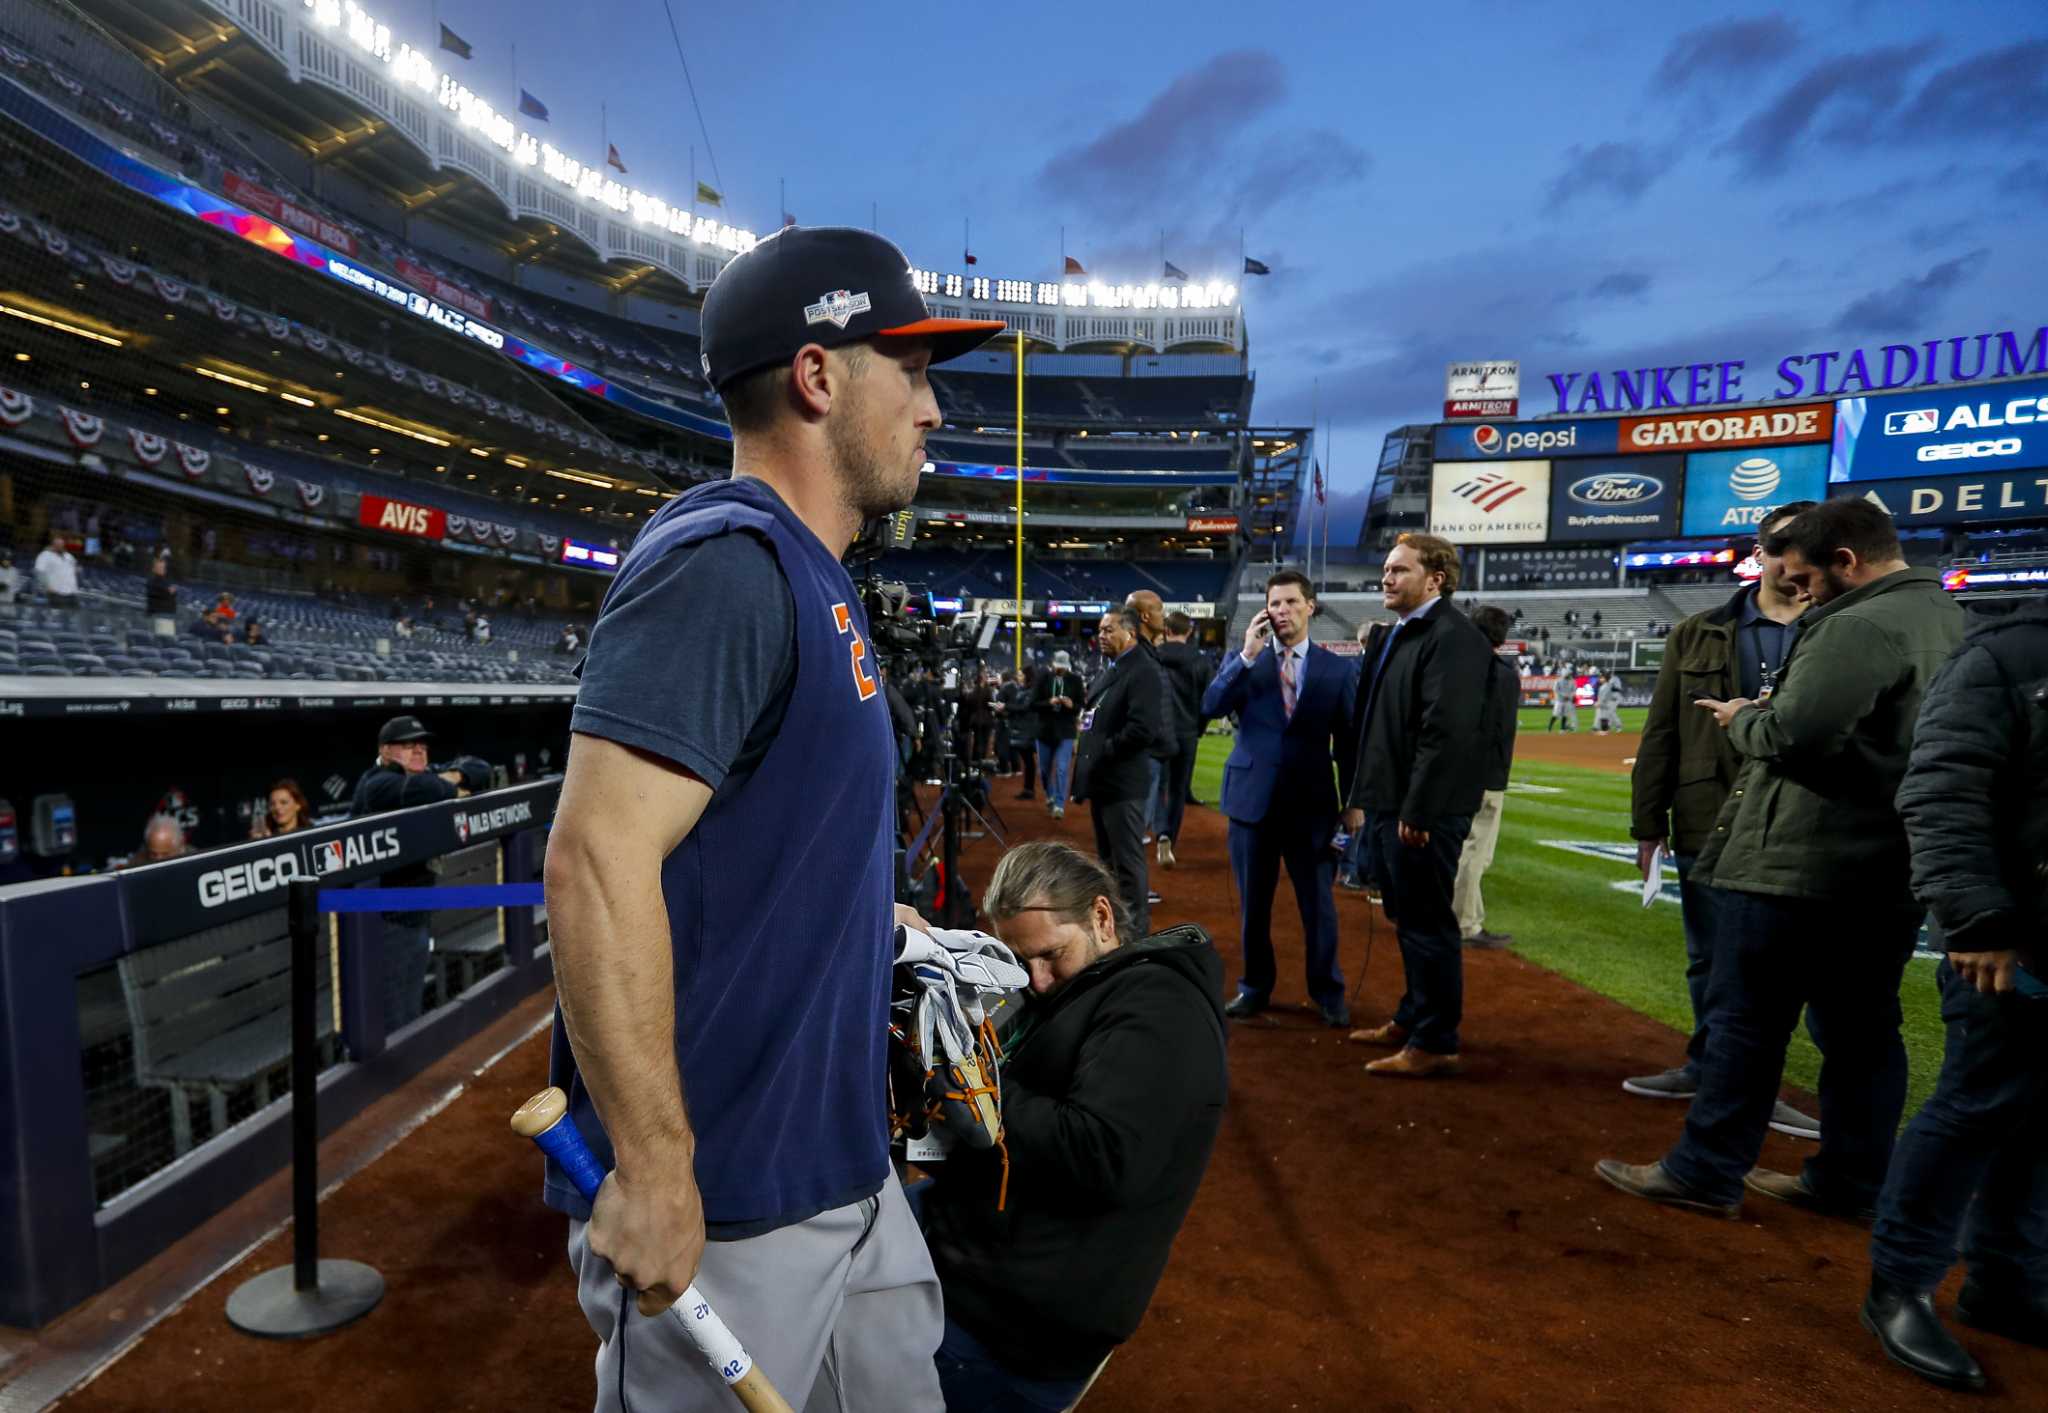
[1203,569,1360,1027]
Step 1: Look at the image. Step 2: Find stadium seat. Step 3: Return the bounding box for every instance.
[23,665,70,678]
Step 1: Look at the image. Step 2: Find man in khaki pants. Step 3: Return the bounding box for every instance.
[1453,606,1518,949]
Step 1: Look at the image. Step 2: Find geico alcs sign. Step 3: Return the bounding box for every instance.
[196,826,401,908]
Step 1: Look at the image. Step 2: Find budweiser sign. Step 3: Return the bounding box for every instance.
[1185,515,1238,534]
[223,172,357,256]
[358,494,446,540]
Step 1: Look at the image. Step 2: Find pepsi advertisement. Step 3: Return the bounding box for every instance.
[1545,455,1684,541]
[1831,377,2048,482]
[1680,444,1830,536]
[1433,417,1621,461]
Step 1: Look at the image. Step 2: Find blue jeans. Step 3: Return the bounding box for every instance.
[1037,739,1074,808]
[902,1181,1094,1411]
[1662,888,1919,1207]
[935,1318,1092,1412]
[1871,962,2048,1295]
[1675,857,1821,1079]
[1674,856,1714,1072]
[1366,812,1472,1054]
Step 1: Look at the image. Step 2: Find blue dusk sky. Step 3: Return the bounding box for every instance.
[383,1,2046,543]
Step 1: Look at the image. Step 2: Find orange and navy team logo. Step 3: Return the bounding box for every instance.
[831,602,878,702]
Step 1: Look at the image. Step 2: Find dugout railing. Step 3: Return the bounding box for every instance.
[0,778,560,1328]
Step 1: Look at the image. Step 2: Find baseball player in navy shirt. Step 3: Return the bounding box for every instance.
[542,227,1002,1410]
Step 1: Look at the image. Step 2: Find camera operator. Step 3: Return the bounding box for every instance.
[998,665,1039,800]
[350,715,476,1032]
[1033,651,1082,819]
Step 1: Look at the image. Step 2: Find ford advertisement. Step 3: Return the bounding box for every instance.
[1544,454,1683,542]
[1830,377,2048,482]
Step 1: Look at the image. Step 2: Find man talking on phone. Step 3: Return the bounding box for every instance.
[1204,569,1358,1025]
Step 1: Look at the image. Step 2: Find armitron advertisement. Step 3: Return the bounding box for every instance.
[1428,460,1552,544]
[1444,360,1520,420]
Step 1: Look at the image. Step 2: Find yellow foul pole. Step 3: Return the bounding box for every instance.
[1014,328,1025,672]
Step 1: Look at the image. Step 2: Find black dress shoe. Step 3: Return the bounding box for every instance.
[1222,993,1267,1020]
[1861,1277,1986,1391]
[1957,1278,2048,1348]
[1320,1001,1352,1029]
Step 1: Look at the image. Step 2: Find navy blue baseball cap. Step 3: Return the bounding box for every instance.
[699,226,1005,391]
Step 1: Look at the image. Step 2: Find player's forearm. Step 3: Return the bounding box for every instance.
[544,831,694,1175]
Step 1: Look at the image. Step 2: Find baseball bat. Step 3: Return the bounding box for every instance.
[511,1087,793,1413]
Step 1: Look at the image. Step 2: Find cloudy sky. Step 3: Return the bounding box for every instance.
[394,0,2045,544]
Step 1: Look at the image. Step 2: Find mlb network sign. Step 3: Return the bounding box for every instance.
[1680,445,1829,536]
[1429,460,1552,543]
[1830,377,2048,481]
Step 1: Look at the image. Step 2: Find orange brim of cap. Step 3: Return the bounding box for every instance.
[878,317,1009,339]
[876,316,1009,364]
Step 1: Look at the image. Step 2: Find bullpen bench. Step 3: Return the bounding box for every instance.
[118,906,337,1155]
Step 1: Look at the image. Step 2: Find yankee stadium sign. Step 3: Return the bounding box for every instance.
[1545,327,2047,415]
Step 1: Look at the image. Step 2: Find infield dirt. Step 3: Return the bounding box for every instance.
[57,779,2043,1411]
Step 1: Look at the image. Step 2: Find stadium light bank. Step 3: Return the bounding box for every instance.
[301,0,756,256]
[304,1,1236,312]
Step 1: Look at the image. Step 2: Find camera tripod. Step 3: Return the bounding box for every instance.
[901,741,1007,929]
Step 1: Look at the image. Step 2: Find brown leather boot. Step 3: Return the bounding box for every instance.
[1346,1021,1409,1047]
[1365,1046,1463,1077]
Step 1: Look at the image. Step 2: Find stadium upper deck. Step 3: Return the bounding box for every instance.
[0,0,1308,666]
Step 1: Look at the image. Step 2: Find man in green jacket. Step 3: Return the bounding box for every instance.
[1625,501,1820,1146]
[1598,498,1963,1221]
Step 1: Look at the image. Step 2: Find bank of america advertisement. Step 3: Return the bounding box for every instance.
[1429,460,1552,543]
[1680,445,1830,536]
[1546,454,1684,541]
[1831,377,2048,481]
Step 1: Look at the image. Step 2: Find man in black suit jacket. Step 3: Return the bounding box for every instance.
[1452,605,1521,949]
[1153,611,1213,870]
[1344,533,1494,1078]
[1072,607,1165,934]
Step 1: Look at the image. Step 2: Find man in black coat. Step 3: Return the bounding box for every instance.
[1451,605,1519,949]
[1862,597,2048,1393]
[351,715,466,1031]
[1071,607,1165,935]
[1343,533,1494,1077]
[1153,610,1213,870]
[915,841,1227,1406]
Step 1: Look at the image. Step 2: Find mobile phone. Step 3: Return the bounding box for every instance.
[2016,963,2048,1001]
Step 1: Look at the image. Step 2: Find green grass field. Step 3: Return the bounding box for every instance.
[1191,730,1948,1115]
